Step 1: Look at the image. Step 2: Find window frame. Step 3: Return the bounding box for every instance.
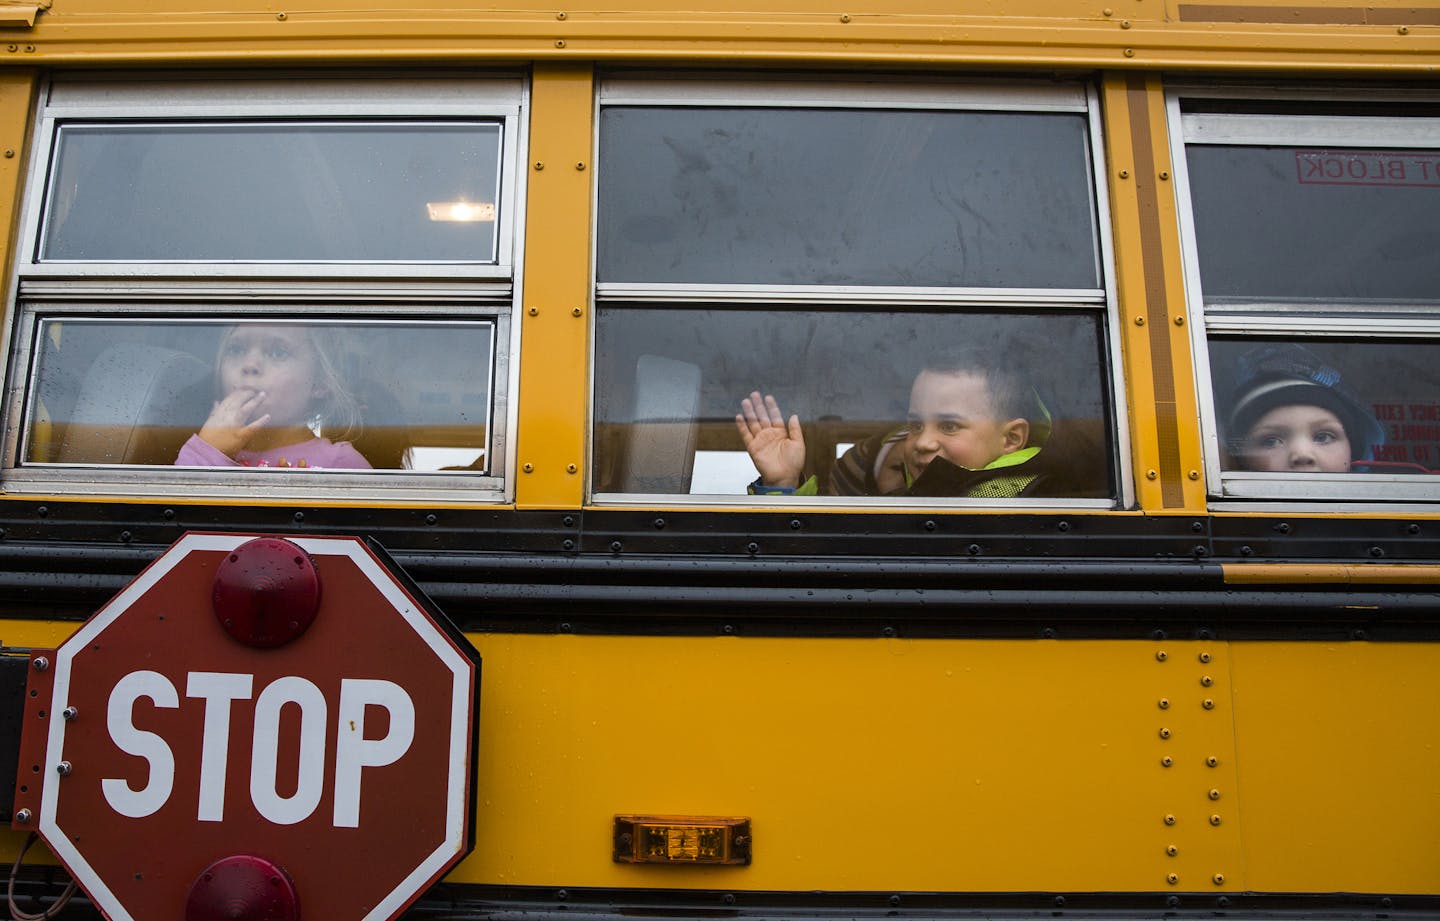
[1168,83,1440,506]
[18,75,523,280]
[589,74,1130,508]
[0,73,527,503]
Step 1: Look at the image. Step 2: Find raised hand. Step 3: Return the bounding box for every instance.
[197,388,272,458]
[735,391,806,488]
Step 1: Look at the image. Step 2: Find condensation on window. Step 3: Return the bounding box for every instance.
[24,319,493,472]
[597,107,1101,289]
[41,122,504,263]
[1210,338,1440,475]
[1187,145,1440,305]
[593,307,1114,499]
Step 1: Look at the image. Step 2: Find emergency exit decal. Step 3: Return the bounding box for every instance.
[1296,150,1440,188]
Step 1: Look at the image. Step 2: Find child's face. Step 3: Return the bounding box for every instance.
[903,369,1029,480]
[1240,404,1351,472]
[217,325,324,428]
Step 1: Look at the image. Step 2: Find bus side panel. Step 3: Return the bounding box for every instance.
[459,634,1247,893]
[1230,641,1440,894]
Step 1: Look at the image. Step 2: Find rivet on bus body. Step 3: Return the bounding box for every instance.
[1120,19,1131,28]
[575,161,586,171]
[1118,169,1130,179]
[1103,7,1113,14]
[1159,170,1170,180]
[1163,814,1176,826]
[1174,316,1186,326]
[1155,650,1167,662]
[14,809,30,824]
[56,761,71,776]
[1158,698,1170,709]
[1209,789,1221,800]
[1398,25,1409,34]
[534,161,545,171]
[523,463,534,473]
[1124,48,1135,57]
[572,307,583,316]
[567,464,578,474]
[1166,845,1178,856]
[62,706,78,721]
[528,306,539,316]
[1146,469,1158,480]
[275,12,286,20]
[5,45,15,53]
[1158,727,1171,739]
[556,10,566,19]
[1209,814,1222,826]
[3,149,12,158]
[1188,470,1199,480]
[1166,874,1178,885]
[1203,699,1214,710]
[1206,756,1219,767]
[1161,756,1173,767]
[555,39,567,48]
[1134,316,1145,326]
[1199,652,1211,663]
[840,13,851,22]
[1201,675,1213,687]
[1213,873,1225,886]
[32,657,48,672]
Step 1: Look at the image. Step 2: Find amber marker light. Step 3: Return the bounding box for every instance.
[613,816,751,866]
[426,200,496,222]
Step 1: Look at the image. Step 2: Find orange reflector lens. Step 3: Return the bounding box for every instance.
[613,816,751,866]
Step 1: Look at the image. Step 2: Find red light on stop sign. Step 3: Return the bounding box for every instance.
[185,854,298,921]
[212,537,321,648]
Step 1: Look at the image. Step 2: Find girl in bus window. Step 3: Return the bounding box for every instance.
[175,324,371,469]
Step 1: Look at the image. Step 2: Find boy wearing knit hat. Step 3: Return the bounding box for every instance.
[1225,344,1384,473]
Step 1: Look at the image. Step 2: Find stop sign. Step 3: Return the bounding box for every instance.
[32,532,480,921]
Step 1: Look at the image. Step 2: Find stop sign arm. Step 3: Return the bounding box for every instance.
[10,649,55,832]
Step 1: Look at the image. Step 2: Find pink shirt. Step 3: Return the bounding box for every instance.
[176,434,372,470]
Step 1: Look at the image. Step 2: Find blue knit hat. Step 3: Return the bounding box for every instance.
[1226,344,1384,462]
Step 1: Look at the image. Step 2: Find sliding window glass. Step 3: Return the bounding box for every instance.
[592,77,1124,506]
[1172,89,1440,502]
[1,76,522,502]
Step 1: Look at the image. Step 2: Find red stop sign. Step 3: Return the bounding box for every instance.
[33,532,480,921]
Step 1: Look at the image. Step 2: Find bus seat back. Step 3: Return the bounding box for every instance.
[55,344,210,465]
[617,354,702,494]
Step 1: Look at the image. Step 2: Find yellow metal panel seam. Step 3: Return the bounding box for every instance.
[1101,72,1205,513]
[515,63,593,510]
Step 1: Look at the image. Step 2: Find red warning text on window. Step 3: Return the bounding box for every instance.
[1296,150,1440,188]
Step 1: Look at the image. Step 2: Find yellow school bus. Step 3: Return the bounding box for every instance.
[0,1,1436,918]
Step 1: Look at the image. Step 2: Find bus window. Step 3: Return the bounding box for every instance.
[597,105,1100,289]
[22,318,495,473]
[1210,339,1440,477]
[592,77,1121,505]
[0,76,520,500]
[593,307,1113,500]
[41,122,503,264]
[1172,92,1440,502]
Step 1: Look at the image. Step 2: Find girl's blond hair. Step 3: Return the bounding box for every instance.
[214,323,363,443]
